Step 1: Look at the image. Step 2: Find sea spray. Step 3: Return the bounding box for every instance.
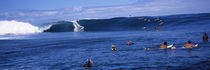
[67,20,84,32]
[0,20,42,35]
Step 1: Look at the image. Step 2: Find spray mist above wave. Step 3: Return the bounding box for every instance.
[0,20,42,35]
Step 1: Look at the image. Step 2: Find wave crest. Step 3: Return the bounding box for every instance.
[0,20,41,35]
[43,20,84,32]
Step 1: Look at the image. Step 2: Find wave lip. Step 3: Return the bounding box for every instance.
[70,20,84,32]
[43,20,84,32]
[0,20,41,35]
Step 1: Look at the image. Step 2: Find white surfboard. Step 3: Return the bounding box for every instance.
[182,44,198,49]
[182,46,185,48]
[183,44,198,48]
[195,44,198,47]
[167,44,173,48]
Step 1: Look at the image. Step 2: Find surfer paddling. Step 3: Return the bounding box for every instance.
[127,41,134,46]
[160,41,167,49]
[184,40,197,48]
[203,33,208,41]
[111,45,116,51]
[160,41,175,49]
[82,58,94,67]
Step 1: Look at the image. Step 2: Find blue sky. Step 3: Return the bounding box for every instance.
[0,0,210,23]
[0,0,137,11]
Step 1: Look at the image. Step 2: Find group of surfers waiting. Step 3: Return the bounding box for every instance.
[160,33,208,49]
[83,33,208,67]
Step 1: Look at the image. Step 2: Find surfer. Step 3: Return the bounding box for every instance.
[111,45,116,51]
[171,47,176,50]
[129,15,132,17]
[144,48,151,50]
[82,59,94,67]
[155,28,159,32]
[160,41,167,49]
[184,40,197,48]
[203,33,208,41]
[127,41,134,46]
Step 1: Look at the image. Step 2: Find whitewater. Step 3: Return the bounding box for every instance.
[0,20,41,35]
[0,20,84,35]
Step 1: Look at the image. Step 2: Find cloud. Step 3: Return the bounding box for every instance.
[42,11,58,15]
[0,0,210,23]
[76,0,210,17]
[18,12,25,16]
[72,6,83,12]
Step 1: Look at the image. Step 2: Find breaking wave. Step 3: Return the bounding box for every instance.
[44,13,210,32]
[0,20,85,35]
[0,20,42,35]
[1,13,210,35]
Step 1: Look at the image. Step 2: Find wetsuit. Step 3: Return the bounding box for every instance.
[203,35,208,41]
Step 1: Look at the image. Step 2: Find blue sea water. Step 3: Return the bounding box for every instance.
[0,13,210,70]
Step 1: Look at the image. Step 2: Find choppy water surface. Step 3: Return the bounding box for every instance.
[0,31,209,70]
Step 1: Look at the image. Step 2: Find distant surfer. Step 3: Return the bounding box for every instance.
[144,19,147,21]
[141,27,146,30]
[127,41,134,46]
[144,48,151,50]
[159,22,163,25]
[203,33,208,41]
[184,40,197,48]
[148,19,150,22]
[129,15,132,17]
[155,28,159,32]
[160,41,167,49]
[111,45,116,51]
[82,58,94,67]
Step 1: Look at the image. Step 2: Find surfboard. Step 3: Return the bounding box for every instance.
[182,44,198,49]
[195,44,198,47]
[111,48,116,51]
[167,44,173,48]
[182,47,193,49]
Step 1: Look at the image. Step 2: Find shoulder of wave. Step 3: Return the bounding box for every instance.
[159,13,210,18]
[79,17,141,21]
[81,18,101,20]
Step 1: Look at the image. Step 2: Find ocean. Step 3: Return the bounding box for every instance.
[0,13,210,70]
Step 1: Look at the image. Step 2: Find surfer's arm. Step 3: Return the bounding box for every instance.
[184,44,187,47]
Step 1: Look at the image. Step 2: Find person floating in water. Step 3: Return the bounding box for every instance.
[203,33,208,41]
[111,45,116,51]
[144,48,151,50]
[127,41,134,46]
[171,46,176,50]
[160,41,167,49]
[82,58,94,67]
[155,28,159,32]
[184,40,197,48]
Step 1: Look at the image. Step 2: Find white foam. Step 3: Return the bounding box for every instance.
[66,20,84,32]
[0,20,41,35]
[72,20,84,32]
[39,24,53,32]
[82,18,100,20]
